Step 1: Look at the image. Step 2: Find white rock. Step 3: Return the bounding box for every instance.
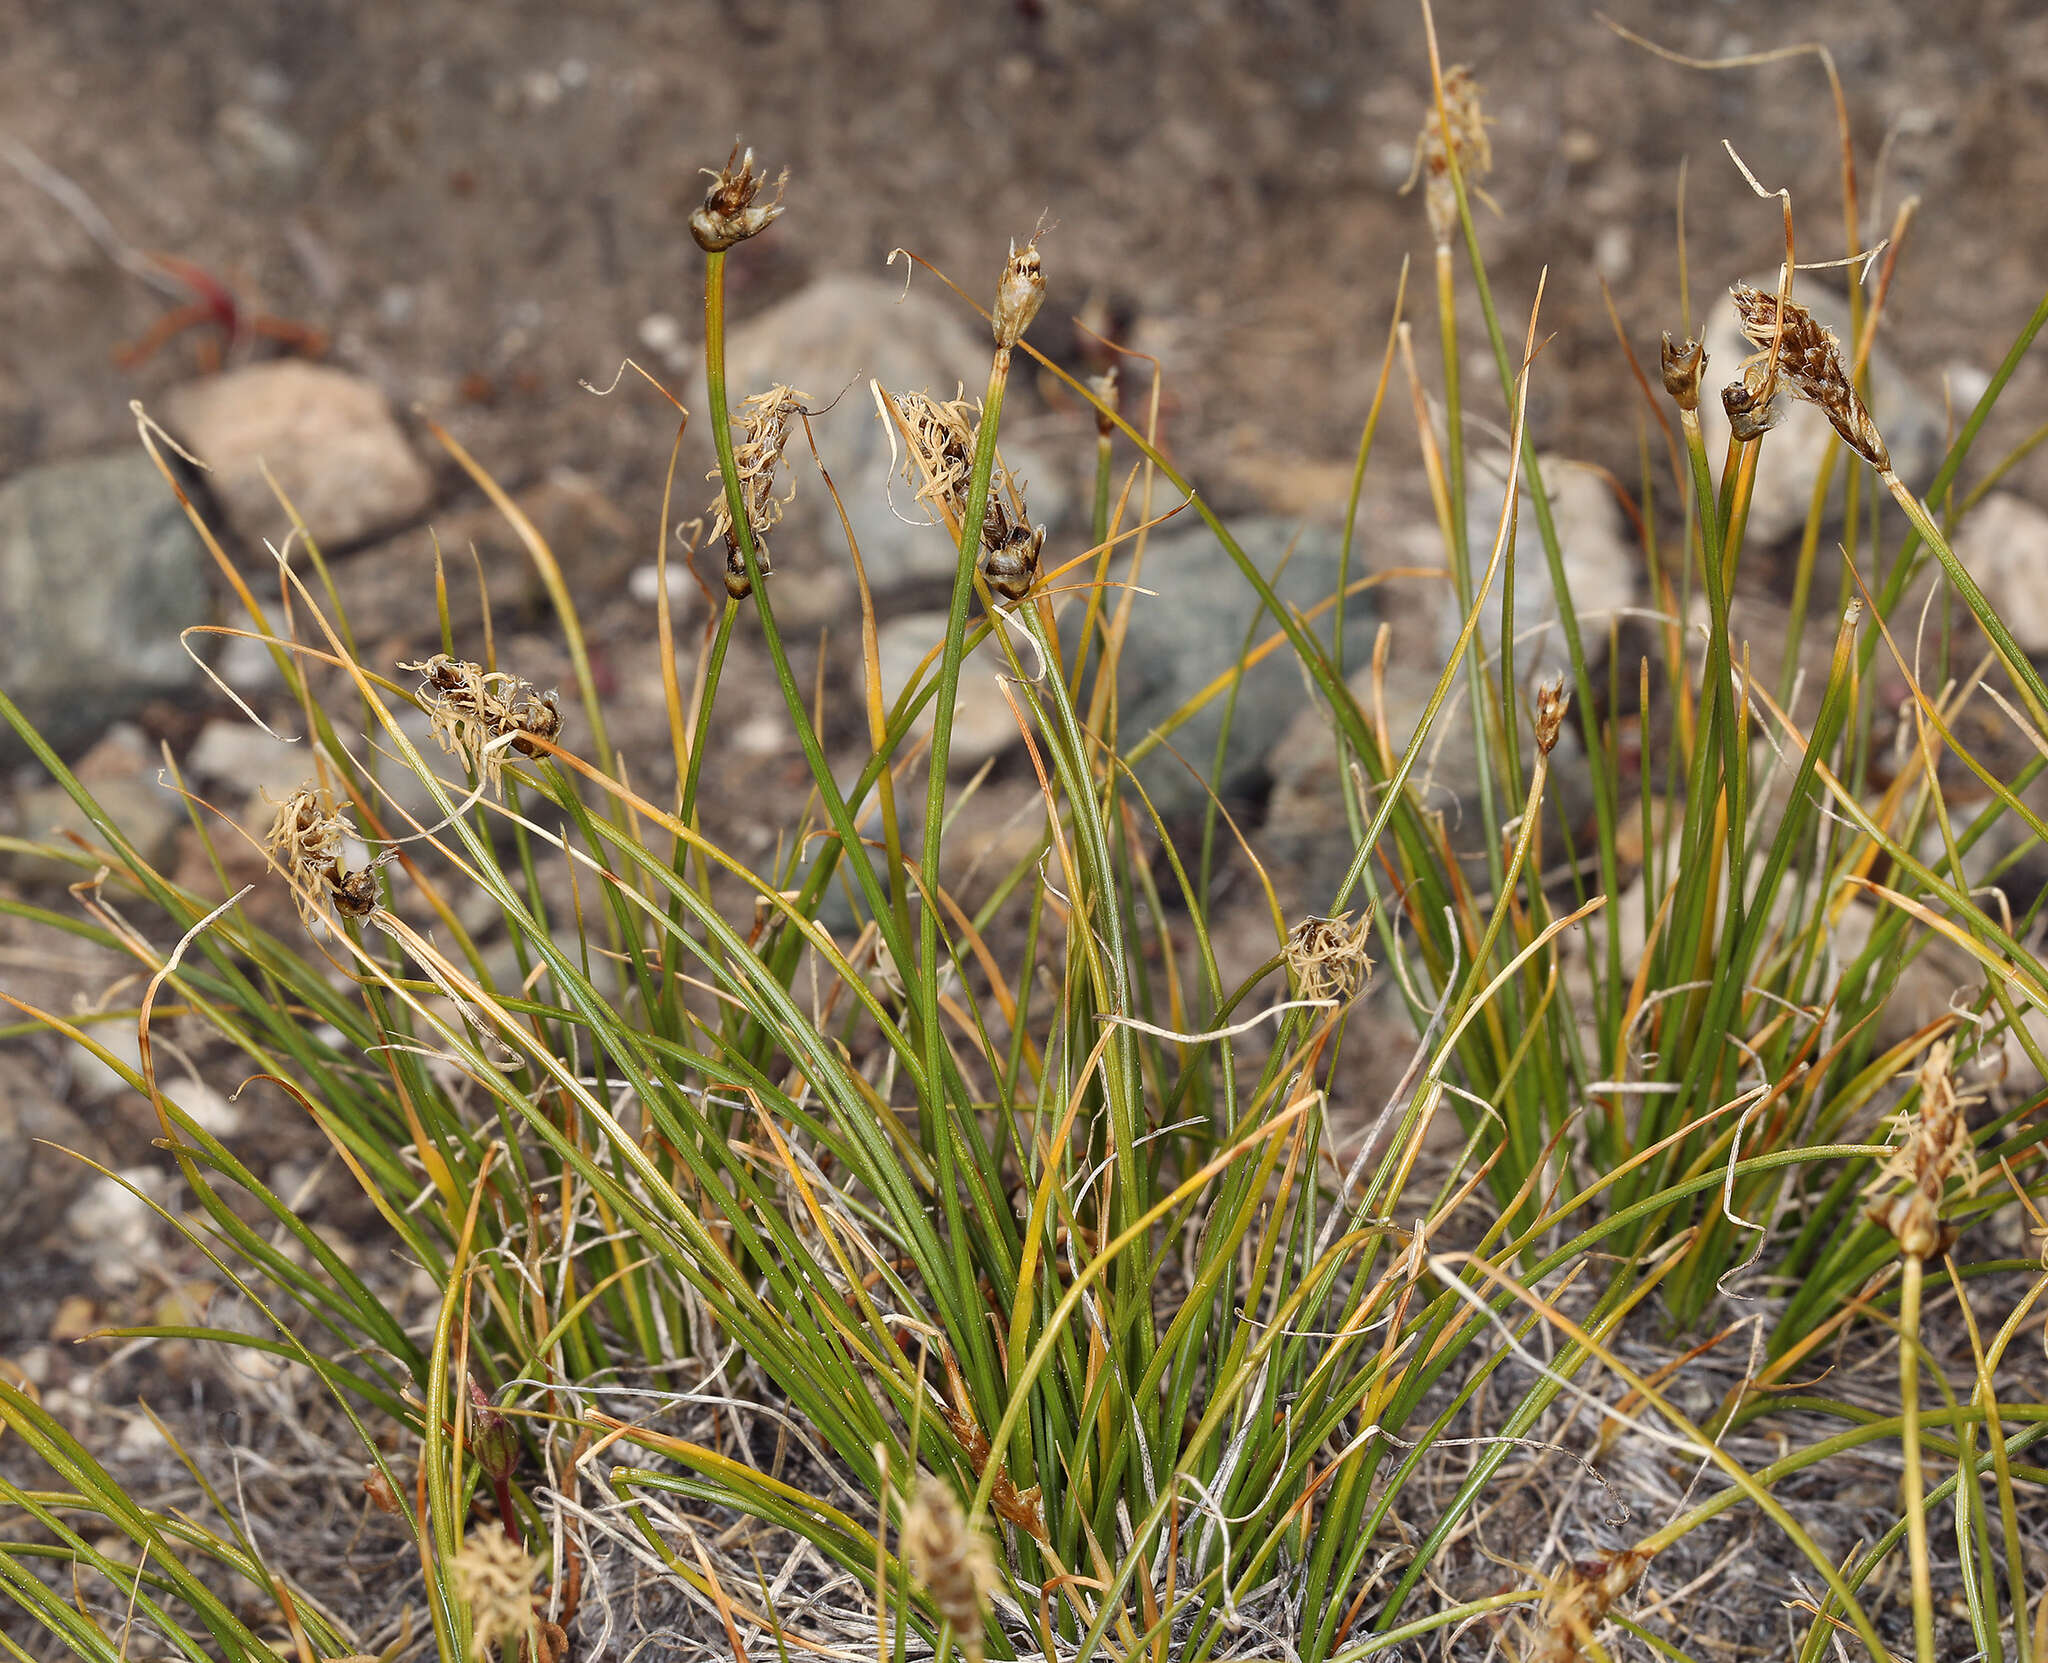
[69,1019,145,1103]
[704,275,1070,593]
[875,610,1023,771]
[1696,279,1942,544]
[163,361,434,553]
[169,1075,242,1139]
[1952,492,2048,654]
[627,560,697,616]
[1462,451,1635,683]
[185,720,310,795]
[63,1168,163,1288]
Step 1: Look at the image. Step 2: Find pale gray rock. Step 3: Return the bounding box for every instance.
[0,454,211,764]
[0,1051,105,1252]
[1461,450,1636,684]
[874,609,1026,772]
[162,361,433,553]
[0,724,184,885]
[1113,516,1370,824]
[1952,491,2048,654]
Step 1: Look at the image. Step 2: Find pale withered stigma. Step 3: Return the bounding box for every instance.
[1285,911,1374,1007]
[708,383,809,599]
[1408,64,1493,249]
[1727,283,1890,470]
[901,1479,997,1663]
[402,654,562,793]
[689,143,787,253]
[265,784,381,924]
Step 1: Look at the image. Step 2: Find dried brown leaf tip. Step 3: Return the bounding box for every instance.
[402,654,562,793]
[892,389,1045,602]
[1285,911,1374,1007]
[264,785,382,924]
[1659,333,1705,413]
[993,231,1046,349]
[1407,64,1494,248]
[901,1478,997,1661]
[689,143,787,252]
[709,383,810,598]
[1728,282,1890,470]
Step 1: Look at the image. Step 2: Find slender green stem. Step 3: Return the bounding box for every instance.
[1901,1253,1936,1663]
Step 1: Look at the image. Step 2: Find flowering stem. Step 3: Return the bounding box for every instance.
[700,246,906,969]
[678,598,737,838]
[1899,1253,1935,1663]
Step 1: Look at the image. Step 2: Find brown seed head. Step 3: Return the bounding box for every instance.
[1659,333,1705,412]
[689,143,788,252]
[980,517,1044,602]
[893,388,1044,600]
[901,1478,996,1661]
[331,863,382,919]
[1533,675,1571,755]
[993,234,1046,349]
[1728,283,1890,470]
[1528,1547,1651,1663]
[1285,911,1375,1007]
[1868,1191,1949,1260]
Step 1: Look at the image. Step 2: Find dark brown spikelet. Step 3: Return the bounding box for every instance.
[1659,333,1704,412]
[1721,375,1785,443]
[1729,283,1890,470]
[689,143,787,252]
[1533,675,1571,755]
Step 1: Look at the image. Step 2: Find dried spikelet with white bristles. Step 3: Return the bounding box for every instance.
[901,1478,997,1662]
[891,389,1045,601]
[402,654,561,794]
[708,382,810,596]
[1729,282,1890,470]
[263,784,382,923]
[1406,64,1494,249]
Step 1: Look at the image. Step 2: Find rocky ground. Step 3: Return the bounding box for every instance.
[6,0,2048,1656]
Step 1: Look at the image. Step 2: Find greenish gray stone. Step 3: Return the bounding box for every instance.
[0,454,212,764]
